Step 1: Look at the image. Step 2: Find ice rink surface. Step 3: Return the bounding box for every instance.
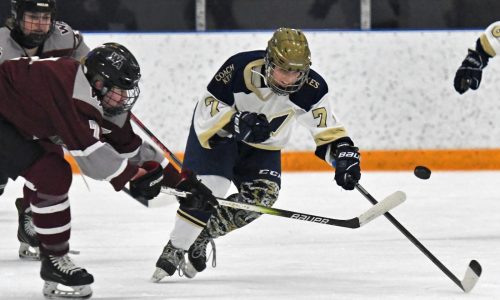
[0,171,499,299]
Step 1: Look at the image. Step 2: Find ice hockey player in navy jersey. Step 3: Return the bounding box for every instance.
[454,21,499,94]
[0,0,90,261]
[152,28,362,281]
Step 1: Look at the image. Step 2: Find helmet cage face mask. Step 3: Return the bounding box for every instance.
[264,56,310,96]
[265,28,311,96]
[11,0,56,48]
[84,43,141,116]
[98,83,140,117]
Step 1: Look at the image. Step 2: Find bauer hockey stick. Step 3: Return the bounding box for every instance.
[161,186,405,229]
[127,113,405,227]
[355,183,481,292]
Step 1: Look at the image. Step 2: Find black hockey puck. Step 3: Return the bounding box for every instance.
[414,166,431,180]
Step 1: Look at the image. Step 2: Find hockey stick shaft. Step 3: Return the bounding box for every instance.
[355,183,481,292]
[162,187,405,229]
[130,113,183,168]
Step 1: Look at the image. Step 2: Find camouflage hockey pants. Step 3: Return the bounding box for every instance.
[204,179,280,238]
[182,124,282,238]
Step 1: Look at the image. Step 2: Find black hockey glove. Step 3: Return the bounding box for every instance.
[130,161,164,200]
[454,47,489,94]
[225,111,271,143]
[0,174,7,196]
[175,170,217,212]
[333,144,361,190]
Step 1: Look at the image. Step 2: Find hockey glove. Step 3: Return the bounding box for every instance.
[225,111,271,143]
[130,161,164,200]
[333,144,361,190]
[0,174,7,196]
[454,48,489,94]
[175,170,217,212]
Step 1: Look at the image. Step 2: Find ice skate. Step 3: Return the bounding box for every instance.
[182,230,216,278]
[16,197,40,260]
[41,254,94,299]
[151,240,185,282]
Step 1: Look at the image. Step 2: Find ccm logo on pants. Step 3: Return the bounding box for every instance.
[258,169,281,178]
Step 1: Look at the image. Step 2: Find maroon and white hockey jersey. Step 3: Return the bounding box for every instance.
[0,21,90,63]
[0,56,162,190]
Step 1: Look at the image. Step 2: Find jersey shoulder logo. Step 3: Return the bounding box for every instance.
[214,63,235,84]
[306,77,320,89]
[492,25,500,38]
[55,21,70,35]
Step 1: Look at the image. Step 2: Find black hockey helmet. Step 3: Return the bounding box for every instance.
[83,43,141,116]
[10,0,56,48]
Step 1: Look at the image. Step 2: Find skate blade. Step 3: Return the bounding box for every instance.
[19,243,40,261]
[181,261,198,279]
[43,281,92,299]
[151,268,169,282]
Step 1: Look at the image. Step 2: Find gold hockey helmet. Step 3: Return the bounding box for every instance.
[265,28,311,95]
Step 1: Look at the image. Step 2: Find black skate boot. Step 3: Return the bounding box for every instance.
[183,230,216,279]
[41,254,94,299]
[16,198,40,260]
[151,240,185,282]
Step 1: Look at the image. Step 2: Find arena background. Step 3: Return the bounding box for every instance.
[4,0,495,172]
[58,29,499,172]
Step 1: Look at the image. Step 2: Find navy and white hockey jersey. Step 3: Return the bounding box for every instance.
[193,50,350,162]
[479,21,500,57]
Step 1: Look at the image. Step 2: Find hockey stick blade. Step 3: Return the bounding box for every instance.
[460,260,482,293]
[357,191,406,226]
[161,187,405,229]
[355,184,482,293]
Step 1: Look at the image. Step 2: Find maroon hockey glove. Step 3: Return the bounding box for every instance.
[175,170,217,211]
[130,161,163,200]
[333,144,361,190]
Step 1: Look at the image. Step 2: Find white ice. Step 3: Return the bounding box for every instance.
[0,171,499,299]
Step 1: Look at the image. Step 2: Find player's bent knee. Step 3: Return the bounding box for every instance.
[239,179,280,207]
[23,152,73,194]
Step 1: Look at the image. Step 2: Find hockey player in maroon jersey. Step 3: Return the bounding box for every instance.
[0,43,202,299]
[0,0,89,62]
[0,0,90,261]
